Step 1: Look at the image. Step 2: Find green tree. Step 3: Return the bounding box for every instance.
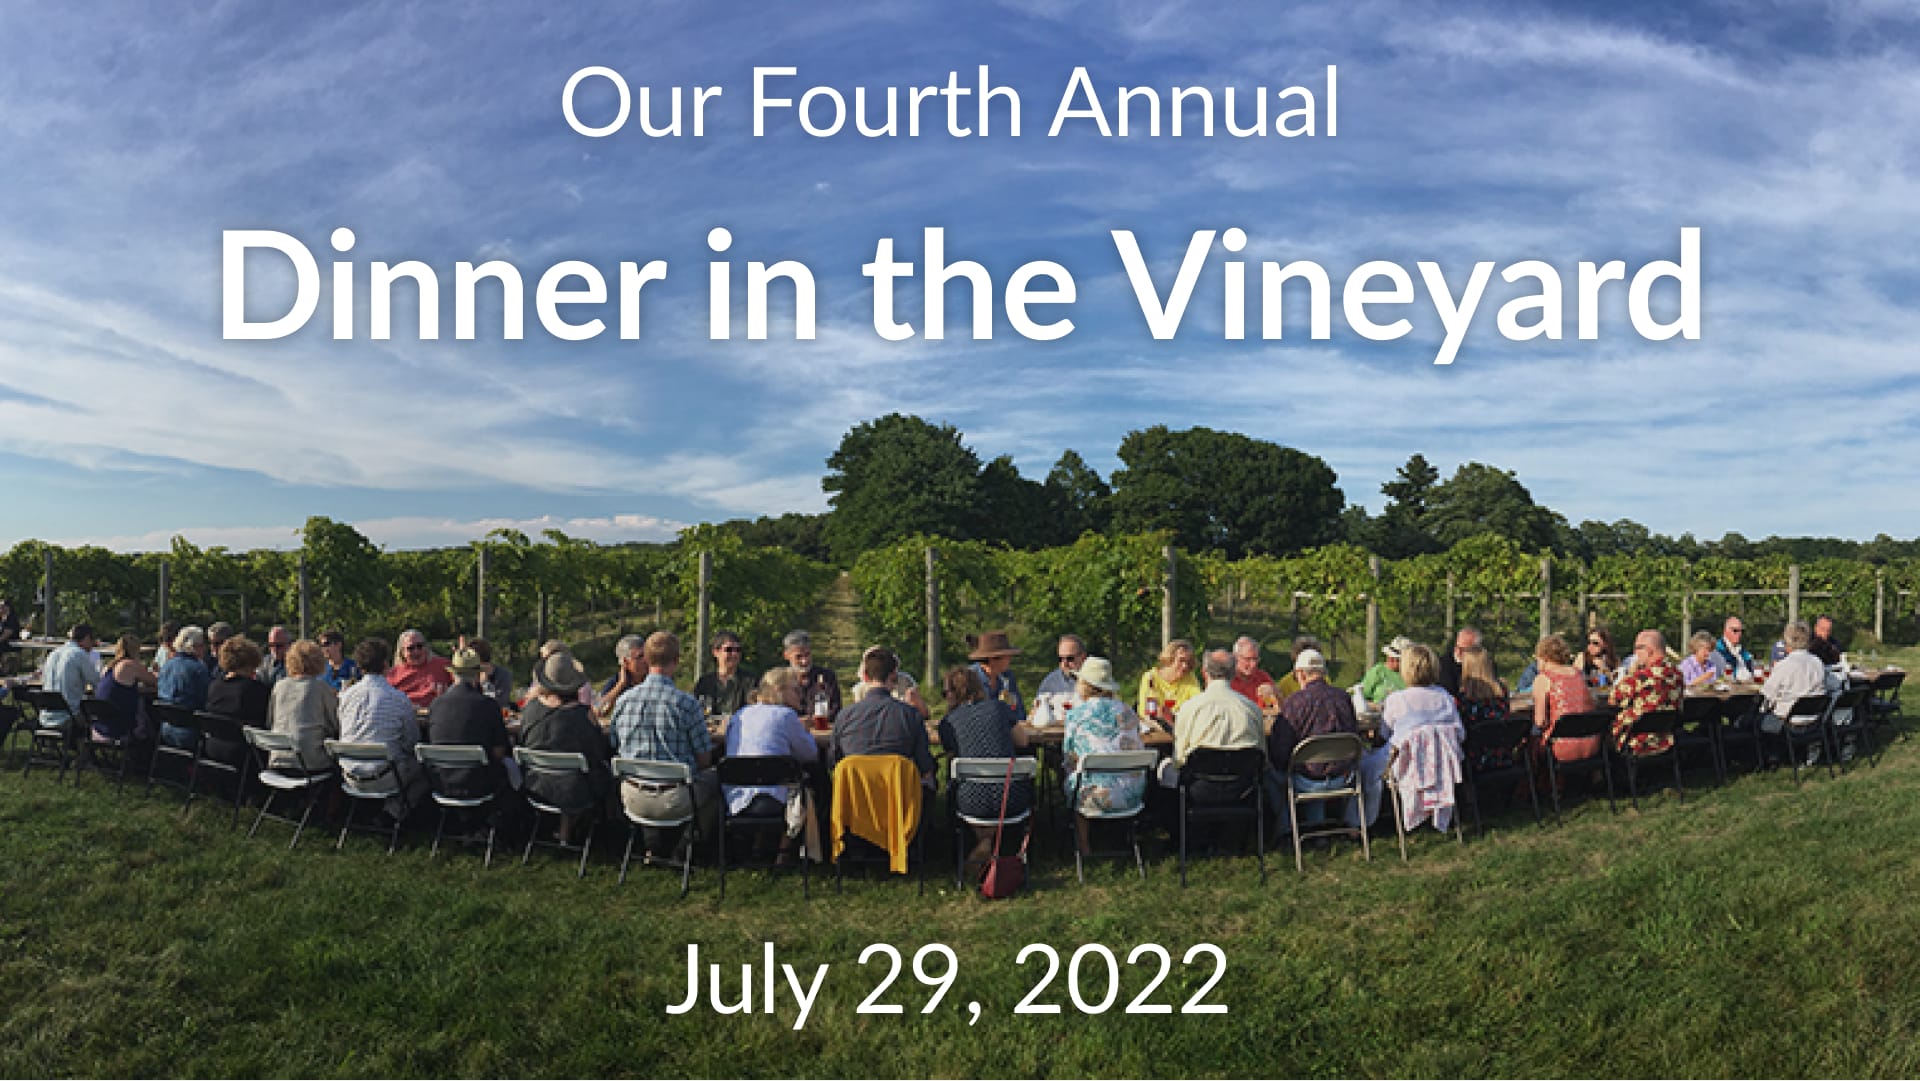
[822,414,984,562]
[978,455,1065,550]
[1107,426,1342,558]
[1363,453,1445,558]
[1424,463,1560,552]
[300,516,386,632]
[1044,449,1112,537]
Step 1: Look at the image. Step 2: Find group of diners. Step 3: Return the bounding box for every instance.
[0,606,1883,875]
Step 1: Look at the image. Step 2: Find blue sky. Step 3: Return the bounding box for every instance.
[1,0,1917,551]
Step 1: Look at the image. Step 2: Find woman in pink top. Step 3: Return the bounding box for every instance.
[1532,634,1599,763]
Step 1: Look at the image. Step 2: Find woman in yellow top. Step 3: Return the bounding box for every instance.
[1136,638,1200,728]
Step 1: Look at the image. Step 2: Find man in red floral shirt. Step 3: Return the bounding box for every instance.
[1608,630,1683,754]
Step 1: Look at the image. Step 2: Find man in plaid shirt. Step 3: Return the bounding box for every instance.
[607,631,719,846]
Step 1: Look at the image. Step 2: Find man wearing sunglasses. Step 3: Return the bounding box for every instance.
[693,629,756,718]
[1037,634,1088,697]
[386,627,453,709]
[1713,617,1755,679]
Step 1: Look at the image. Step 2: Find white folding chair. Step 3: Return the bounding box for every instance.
[415,743,500,868]
[326,739,408,853]
[514,747,598,877]
[949,757,1038,890]
[1064,750,1158,884]
[613,758,698,895]
[243,728,331,849]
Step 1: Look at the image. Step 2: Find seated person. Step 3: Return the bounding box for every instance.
[1608,631,1683,756]
[318,630,362,690]
[830,648,935,785]
[338,637,429,819]
[267,639,340,774]
[1679,630,1724,687]
[205,635,271,766]
[692,630,756,718]
[95,634,156,741]
[1060,657,1147,853]
[1137,638,1201,729]
[938,666,1032,869]
[387,629,453,709]
[723,668,822,862]
[1362,637,1411,705]
[1271,648,1359,830]
[157,625,213,749]
[1382,644,1467,832]
[605,631,720,846]
[850,645,930,719]
[1172,648,1266,804]
[1760,620,1841,736]
[425,647,514,799]
[517,651,612,838]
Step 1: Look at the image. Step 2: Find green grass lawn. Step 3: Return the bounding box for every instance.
[4,719,1920,1077]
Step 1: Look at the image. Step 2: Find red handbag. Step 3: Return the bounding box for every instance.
[979,755,1029,900]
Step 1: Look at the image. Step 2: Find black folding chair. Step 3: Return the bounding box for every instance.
[715,755,810,899]
[21,689,77,781]
[1829,684,1876,770]
[1866,675,1896,752]
[415,744,502,868]
[1608,708,1684,809]
[1868,670,1905,744]
[1772,693,1838,786]
[145,701,201,796]
[1460,716,1541,834]
[185,711,250,825]
[1544,709,1617,820]
[1063,750,1158,883]
[75,699,136,789]
[1179,746,1267,886]
[1712,690,1765,777]
[1670,695,1719,782]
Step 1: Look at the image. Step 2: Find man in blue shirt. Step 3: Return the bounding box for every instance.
[41,623,100,729]
[607,631,719,847]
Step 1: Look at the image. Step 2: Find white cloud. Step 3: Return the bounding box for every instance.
[49,512,690,553]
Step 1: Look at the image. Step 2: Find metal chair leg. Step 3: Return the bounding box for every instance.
[620,823,638,885]
[249,790,275,839]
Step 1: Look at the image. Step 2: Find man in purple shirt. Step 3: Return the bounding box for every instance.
[1270,649,1360,829]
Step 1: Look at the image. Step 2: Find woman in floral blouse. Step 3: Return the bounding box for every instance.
[1063,657,1148,856]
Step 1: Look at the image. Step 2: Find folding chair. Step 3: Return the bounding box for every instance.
[514,747,598,877]
[75,699,135,789]
[1283,734,1367,874]
[1773,693,1838,786]
[1063,750,1157,884]
[1828,684,1876,769]
[242,729,331,849]
[326,739,410,853]
[1607,708,1684,810]
[948,757,1038,890]
[1544,709,1617,820]
[21,689,76,781]
[1670,695,1720,783]
[715,755,811,899]
[830,754,927,895]
[0,692,22,762]
[1179,746,1267,886]
[1868,670,1905,752]
[145,702,201,796]
[1383,743,1468,863]
[186,712,250,825]
[613,758,701,896]
[1459,716,1541,834]
[415,744,500,867]
[1712,691,1765,777]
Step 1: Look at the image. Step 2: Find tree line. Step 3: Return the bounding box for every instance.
[711,414,1920,568]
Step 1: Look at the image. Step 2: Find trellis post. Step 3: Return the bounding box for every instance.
[1365,555,1382,662]
[1875,570,1885,642]
[1161,545,1176,650]
[1787,564,1801,625]
[1538,557,1552,641]
[925,546,941,687]
[694,550,712,681]
[297,552,311,640]
[475,546,489,640]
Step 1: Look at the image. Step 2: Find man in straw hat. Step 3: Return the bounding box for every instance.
[968,630,1025,715]
[1363,636,1412,706]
